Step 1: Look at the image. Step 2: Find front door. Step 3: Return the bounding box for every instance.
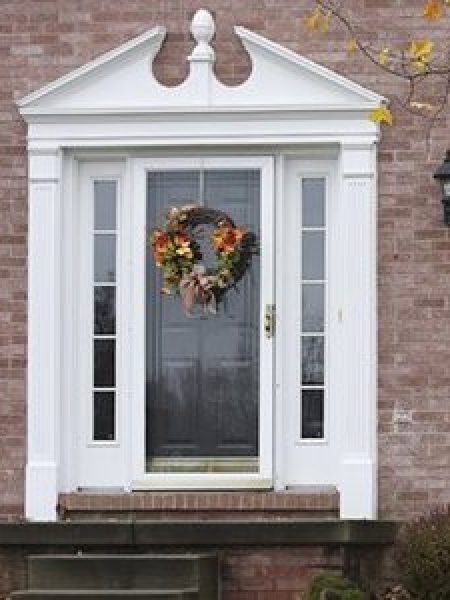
[132,157,274,488]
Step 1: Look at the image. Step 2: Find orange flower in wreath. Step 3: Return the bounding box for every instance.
[152,230,170,266]
[212,225,247,254]
[174,232,190,245]
[153,230,170,248]
[174,232,193,259]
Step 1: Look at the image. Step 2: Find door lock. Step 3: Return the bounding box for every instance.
[264,304,276,339]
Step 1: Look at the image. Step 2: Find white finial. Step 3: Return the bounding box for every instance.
[189,9,215,62]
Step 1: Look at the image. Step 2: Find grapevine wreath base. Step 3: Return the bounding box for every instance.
[150,204,258,314]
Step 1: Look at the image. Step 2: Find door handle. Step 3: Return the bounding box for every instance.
[264,304,276,339]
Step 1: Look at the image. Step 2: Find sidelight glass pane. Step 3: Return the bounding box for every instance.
[302,231,325,280]
[301,389,324,439]
[94,181,117,230]
[94,235,116,283]
[91,178,118,443]
[93,391,115,441]
[302,178,325,227]
[94,287,116,335]
[94,339,115,387]
[300,176,326,441]
[302,284,324,332]
[302,336,324,385]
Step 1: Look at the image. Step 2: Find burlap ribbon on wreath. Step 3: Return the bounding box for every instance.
[179,265,217,315]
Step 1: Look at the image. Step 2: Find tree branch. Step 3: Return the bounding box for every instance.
[308,0,450,134]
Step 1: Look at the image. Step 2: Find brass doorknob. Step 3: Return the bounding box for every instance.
[264,304,275,339]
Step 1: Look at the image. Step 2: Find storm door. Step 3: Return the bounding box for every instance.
[145,167,265,475]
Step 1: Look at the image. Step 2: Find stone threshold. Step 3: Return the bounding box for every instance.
[0,520,397,547]
[58,488,339,520]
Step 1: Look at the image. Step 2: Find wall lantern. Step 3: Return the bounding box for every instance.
[434,150,450,226]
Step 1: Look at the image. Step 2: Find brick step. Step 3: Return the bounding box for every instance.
[58,489,339,521]
[10,590,198,599]
[27,555,217,599]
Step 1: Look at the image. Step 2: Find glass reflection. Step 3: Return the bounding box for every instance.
[94,181,116,230]
[301,389,324,438]
[146,170,260,472]
[302,231,325,280]
[302,284,324,332]
[93,391,115,441]
[94,287,116,335]
[94,339,115,388]
[302,336,324,385]
[94,235,116,283]
[302,178,325,227]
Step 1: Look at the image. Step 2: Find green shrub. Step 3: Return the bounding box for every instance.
[396,505,450,600]
[306,574,366,600]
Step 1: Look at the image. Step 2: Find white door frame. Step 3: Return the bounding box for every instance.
[62,148,377,512]
[128,155,275,489]
[31,144,377,521]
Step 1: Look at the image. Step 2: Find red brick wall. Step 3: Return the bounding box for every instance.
[0,547,26,600]
[222,547,343,599]
[1,0,449,520]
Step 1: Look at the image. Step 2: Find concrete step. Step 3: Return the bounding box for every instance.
[28,554,217,599]
[10,590,198,599]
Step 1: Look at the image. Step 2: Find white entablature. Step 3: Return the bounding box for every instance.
[18,9,385,140]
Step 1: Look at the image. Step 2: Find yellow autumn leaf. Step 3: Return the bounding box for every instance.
[347,38,358,54]
[379,47,390,66]
[423,0,443,20]
[319,11,331,33]
[414,60,427,73]
[409,39,433,61]
[305,7,330,33]
[305,8,322,31]
[369,106,393,126]
[409,39,433,71]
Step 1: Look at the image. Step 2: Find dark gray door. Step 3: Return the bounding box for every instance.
[146,169,260,473]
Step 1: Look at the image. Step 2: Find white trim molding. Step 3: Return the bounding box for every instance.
[18,9,382,521]
[338,144,378,519]
[26,149,62,521]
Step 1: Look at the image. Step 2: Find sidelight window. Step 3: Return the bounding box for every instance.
[300,177,326,440]
[92,180,118,442]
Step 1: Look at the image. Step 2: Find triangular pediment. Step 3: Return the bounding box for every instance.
[18,9,385,117]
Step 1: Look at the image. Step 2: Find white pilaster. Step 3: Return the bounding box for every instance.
[26,150,62,521]
[339,143,377,519]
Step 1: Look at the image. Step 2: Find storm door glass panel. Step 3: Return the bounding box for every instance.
[146,169,260,473]
[300,177,326,440]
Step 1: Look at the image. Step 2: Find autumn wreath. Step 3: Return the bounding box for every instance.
[150,204,257,314]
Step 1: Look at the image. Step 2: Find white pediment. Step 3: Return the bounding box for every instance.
[18,9,385,117]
